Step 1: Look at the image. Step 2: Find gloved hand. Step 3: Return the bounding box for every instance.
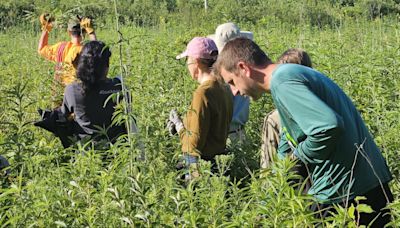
[169,109,184,133]
[80,17,94,34]
[166,120,177,135]
[39,13,53,32]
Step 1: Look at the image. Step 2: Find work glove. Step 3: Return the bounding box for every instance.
[80,17,94,34]
[39,13,54,32]
[169,109,184,134]
[166,120,177,135]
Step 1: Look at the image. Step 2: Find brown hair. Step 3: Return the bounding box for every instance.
[215,38,271,73]
[277,48,312,68]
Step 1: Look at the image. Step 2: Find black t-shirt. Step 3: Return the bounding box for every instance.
[61,77,126,141]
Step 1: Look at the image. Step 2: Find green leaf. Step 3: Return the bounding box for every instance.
[356,204,374,214]
[54,221,67,227]
[348,204,355,219]
[354,196,367,202]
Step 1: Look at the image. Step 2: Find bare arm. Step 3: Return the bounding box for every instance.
[37,30,49,54]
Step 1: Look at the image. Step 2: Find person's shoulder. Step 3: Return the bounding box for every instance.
[272,64,310,84]
[196,79,220,94]
[68,43,82,54]
[96,77,122,94]
[106,77,122,89]
[65,81,81,92]
[53,41,66,47]
[71,42,82,50]
[194,84,207,95]
[112,76,122,84]
[193,82,212,101]
[274,63,304,75]
[40,41,63,53]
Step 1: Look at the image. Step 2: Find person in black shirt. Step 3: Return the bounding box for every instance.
[60,41,126,144]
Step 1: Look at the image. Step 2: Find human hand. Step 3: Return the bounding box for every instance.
[169,109,184,133]
[39,13,54,32]
[80,17,94,34]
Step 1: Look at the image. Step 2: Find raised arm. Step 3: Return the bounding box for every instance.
[37,13,53,55]
[37,30,49,54]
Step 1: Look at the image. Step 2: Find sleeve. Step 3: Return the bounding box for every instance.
[179,90,210,157]
[277,131,292,159]
[39,42,60,62]
[275,81,344,164]
[61,85,74,116]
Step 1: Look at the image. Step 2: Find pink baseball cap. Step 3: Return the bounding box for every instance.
[176,37,218,60]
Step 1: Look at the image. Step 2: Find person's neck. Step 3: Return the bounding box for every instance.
[71,36,81,45]
[259,62,278,92]
[197,72,213,84]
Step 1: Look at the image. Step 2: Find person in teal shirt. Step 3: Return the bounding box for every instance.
[215,38,393,226]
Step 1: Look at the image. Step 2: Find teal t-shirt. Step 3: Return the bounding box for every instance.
[271,64,392,203]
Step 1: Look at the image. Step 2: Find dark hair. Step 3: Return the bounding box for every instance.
[198,50,218,69]
[199,58,216,68]
[76,41,111,92]
[277,48,312,68]
[70,29,83,37]
[215,38,271,73]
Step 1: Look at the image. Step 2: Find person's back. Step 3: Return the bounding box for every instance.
[61,41,126,144]
[63,77,125,141]
[261,48,312,169]
[169,37,233,181]
[181,78,233,160]
[216,37,393,226]
[38,14,97,105]
[272,64,392,202]
[39,41,82,85]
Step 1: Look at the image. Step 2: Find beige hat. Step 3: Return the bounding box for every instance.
[67,18,81,32]
[208,22,254,51]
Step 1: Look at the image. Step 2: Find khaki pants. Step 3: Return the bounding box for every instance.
[260,109,280,169]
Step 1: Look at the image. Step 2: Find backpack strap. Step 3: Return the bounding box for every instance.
[54,42,68,81]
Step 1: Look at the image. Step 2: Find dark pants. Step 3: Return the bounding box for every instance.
[314,183,393,227]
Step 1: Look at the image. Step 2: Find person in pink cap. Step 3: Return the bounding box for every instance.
[167,37,233,180]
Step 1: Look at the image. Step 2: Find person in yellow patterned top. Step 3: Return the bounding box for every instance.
[37,14,97,104]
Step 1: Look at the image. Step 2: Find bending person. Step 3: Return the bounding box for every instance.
[167,37,233,180]
[215,38,393,226]
[261,48,312,169]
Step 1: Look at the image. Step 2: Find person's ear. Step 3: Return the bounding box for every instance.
[237,61,251,78]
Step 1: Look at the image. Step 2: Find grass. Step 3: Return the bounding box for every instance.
[0,9,399,227]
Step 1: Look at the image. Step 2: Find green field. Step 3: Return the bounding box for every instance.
[1,0,400,226]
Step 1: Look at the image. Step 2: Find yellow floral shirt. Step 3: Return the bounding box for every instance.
[39,41,82,85]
